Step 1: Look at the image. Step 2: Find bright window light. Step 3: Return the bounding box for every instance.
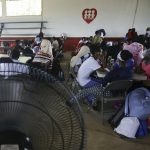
[0,1,2,17]
[6,0,42,16]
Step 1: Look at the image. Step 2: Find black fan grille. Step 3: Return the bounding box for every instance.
[0,63,86,150]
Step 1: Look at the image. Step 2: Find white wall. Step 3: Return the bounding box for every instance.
[133,0,150,35]
[0,0,150,37]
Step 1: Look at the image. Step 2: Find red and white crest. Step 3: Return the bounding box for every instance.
[82,8,97,24]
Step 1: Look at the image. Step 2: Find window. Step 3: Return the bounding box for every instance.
[6,0,42,16]
[0,0,2,17]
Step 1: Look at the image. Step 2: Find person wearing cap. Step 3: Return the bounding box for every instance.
[141,49,150,80]
[101,50,134,86]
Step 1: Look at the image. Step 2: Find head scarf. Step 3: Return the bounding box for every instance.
[70,45,90,68]
[33,39,53,66]
[40,39,53,57]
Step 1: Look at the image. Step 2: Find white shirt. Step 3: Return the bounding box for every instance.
[77,57,101,86]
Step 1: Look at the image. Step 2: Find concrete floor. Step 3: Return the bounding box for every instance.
[0,52,150,150]
[61,51,150,150]
[83,107,150,150]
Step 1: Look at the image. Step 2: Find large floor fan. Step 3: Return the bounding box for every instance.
[0,63,86,150]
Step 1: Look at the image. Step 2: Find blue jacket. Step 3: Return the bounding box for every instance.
[102,67,132,86]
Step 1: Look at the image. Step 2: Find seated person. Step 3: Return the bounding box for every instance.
[32,35,42,54]
[23,47,34,57]
[70,42,91,74]
[0,48,20,63]
[77,44,104,88]
[92,30,103,45]
[0,49,29,76]
[141,49,150,80]
[77,44,104,105]
[101,50,134,86]
[52,37,59,56]
[123,39,144,67]
[113,50,134,71]
[32,39,53,70]
[10,48,20,62]
[77,48,133,106]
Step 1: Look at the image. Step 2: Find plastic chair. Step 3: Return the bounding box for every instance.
[101,80,133,124]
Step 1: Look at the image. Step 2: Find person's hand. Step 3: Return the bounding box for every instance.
[99,54,107,68]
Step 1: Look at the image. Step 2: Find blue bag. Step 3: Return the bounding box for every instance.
[136,119,148,137]
[125,87,150,120]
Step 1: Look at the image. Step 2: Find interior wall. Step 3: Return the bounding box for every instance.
[133,0,150,35]
[0,0,150,37]
[43,0,137,37]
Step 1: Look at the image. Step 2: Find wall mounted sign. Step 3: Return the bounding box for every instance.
[82,8,97,24]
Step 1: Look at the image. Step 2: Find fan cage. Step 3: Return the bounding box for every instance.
[0,62,86,150]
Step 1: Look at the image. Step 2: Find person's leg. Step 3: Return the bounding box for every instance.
[83,79,102,106]
[84,78,102,88]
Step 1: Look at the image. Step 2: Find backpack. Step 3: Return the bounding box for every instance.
[125,87,150,120]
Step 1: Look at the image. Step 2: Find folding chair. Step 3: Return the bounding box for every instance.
[67,67,82,94]
[101,80,133,124]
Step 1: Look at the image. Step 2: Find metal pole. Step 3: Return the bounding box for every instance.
[0,23,4,37]
[132,0,139,28]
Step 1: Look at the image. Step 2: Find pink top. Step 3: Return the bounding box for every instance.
[142,62,150,80]
[123,42,143,66]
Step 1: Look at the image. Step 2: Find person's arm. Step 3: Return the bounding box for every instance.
[98,52,107,70]
[102,69,116,86]
[96,66,104,72]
